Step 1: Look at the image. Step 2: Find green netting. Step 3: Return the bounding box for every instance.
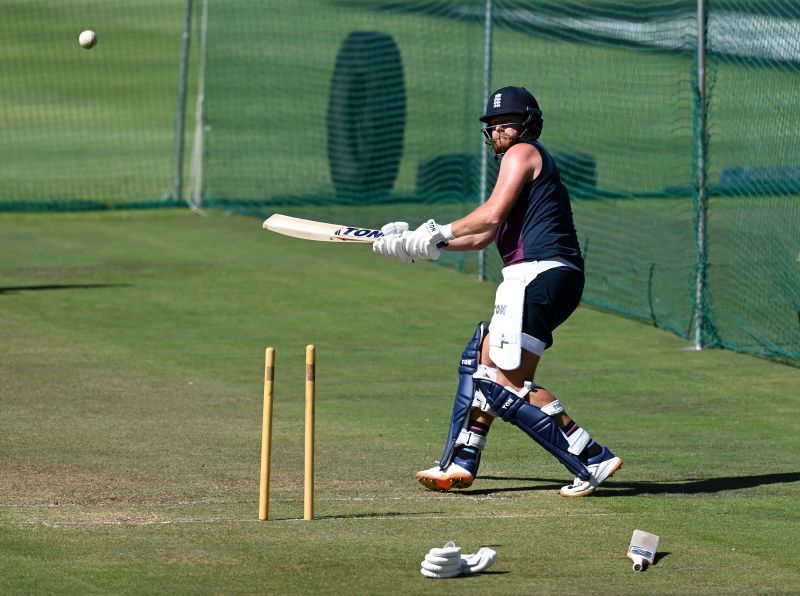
[1,1,798,365]
[702,0,800,362]
[0,1,188,203]
[201,0,799,364]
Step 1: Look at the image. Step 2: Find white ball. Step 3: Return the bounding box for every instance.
[79,30,97,49]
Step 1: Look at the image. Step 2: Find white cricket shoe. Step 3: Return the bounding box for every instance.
[560,446,622,497]
[416,463,475,492]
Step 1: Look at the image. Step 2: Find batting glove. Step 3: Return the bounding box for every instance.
[404,219,454,261]
[372,221,413,264]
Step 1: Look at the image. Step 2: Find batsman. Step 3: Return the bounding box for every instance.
[373,86,622,496]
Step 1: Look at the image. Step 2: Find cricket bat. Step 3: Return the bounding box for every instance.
[628,529,659,572]
[262,214,383,243]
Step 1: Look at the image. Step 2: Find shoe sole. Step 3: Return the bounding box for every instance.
[559,457,623,497]
[416,473,474,492]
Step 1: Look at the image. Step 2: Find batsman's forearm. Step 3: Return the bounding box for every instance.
[450,202,504,238]
[445,231,494,251]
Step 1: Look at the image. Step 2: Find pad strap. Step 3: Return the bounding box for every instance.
[541,400,591,454]
[540,400,564,416]
[471,365,497,414]
[565,426,591,455]
[456,428,487,450]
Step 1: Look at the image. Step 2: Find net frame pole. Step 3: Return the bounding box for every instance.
[693,0,709,350]
[187,0,209,215]
[173,0,193,202]
[477,0,493,282]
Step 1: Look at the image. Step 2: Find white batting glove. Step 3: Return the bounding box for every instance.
[372,222,413,264]
[460,547,497,574]
[404,219,454,261]
[380,221,410,236]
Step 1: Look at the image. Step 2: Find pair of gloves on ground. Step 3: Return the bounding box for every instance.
[420,541,497,579]
[373,219,454,264]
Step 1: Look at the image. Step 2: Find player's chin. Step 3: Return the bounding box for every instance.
[492,140,512,154]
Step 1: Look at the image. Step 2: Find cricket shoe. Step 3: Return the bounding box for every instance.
[559,446,622,497]
[416,463,475,492]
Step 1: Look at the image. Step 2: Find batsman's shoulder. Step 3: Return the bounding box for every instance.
[503,142,541,174]
[506,141,539,159]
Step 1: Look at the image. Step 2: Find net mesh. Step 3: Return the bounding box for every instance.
[0,1,188,204]
[1,0,798,364]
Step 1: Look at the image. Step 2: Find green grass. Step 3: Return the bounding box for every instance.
[2,210,799,593]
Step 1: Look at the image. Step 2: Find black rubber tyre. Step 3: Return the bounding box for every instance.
[327,31,406,200]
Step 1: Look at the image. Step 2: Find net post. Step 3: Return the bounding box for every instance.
[186,0,209,215]
[692,0,709,350]
[173,0,193,202]
[477,0,493,282]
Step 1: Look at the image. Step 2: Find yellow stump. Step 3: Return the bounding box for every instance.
[304,344,315,520]
[258,347,275,521]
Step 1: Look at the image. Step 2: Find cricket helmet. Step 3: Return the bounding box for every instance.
[480,86,543,141]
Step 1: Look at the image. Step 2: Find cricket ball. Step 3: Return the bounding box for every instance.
[79,30,98,49]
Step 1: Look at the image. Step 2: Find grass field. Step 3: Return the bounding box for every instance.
[1,210,799,594]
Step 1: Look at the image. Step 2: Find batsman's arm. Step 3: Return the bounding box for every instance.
[446,143,538,241]
[384,145,537,260]
[444,230,495,251]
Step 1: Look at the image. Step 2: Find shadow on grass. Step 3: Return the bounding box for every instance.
[451,570,511,578]
[458,476,562,496]
[316,511,443,521]
[595,472,800,496]
[457,472,800,497]
[0,283,131,295]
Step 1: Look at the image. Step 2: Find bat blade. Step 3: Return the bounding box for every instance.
[628,530,659,572]
[262,214,383,243]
